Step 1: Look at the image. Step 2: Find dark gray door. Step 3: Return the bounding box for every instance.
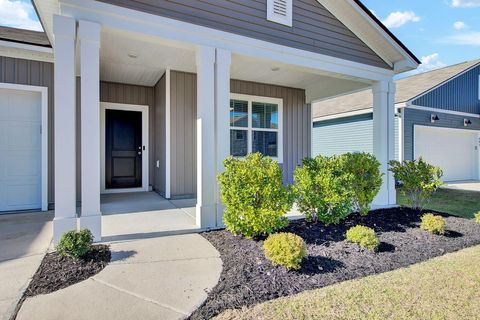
[105,109,142,189]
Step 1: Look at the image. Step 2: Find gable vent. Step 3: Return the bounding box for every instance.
[267,0,293,27]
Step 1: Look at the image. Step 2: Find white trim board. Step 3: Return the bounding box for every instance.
[100,102,149,194]
[0,40,54,63]
[0,82,49,211]
[406,104,480,119]
[230,93,284,163]
[59,0,395,82]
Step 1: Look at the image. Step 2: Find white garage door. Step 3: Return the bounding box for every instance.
[0,88,42,211]
[415,126,479,182]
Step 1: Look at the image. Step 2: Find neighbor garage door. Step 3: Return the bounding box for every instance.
[0,88,42,212]
[414,126,479,182]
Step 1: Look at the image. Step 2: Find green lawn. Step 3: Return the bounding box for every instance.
[397,187,480,219]
[216,245,480,320]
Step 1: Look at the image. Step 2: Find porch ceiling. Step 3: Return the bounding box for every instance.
[98,28,371,100]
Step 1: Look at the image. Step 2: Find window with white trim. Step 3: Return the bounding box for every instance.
[267,0,293,27]
[230,94,283,162]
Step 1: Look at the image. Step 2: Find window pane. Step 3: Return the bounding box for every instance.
[230,130,248,156]
[252,102,278,129]
[230,99,248,127]
[253,131,277,157]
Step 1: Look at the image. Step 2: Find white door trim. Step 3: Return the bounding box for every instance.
[0,82,48,211]
[100,102,149,194]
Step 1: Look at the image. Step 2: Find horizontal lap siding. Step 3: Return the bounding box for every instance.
[404,108,480,161]
[0,56,55,204]
[97,0,389,69]
[412,65,480,114]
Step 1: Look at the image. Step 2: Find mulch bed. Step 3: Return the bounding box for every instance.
[25,245,111,297]
[190,208,480,319]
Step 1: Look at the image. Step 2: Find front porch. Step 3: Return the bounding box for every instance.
[51,5,398,242]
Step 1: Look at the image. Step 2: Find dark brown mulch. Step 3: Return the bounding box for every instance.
[190,208,480,320]
[25,245,111,297]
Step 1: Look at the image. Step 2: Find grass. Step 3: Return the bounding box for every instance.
[397,187,480,219]
[215,245,480,320]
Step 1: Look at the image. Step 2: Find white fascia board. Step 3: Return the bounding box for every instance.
[406,104,480,119]
[59,0,394,82]
[313,108,373,122]
[0,40,53,62]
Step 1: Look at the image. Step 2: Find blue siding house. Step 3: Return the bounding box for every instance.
[312,60,480,182]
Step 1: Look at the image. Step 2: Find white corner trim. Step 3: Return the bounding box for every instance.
[406,104,480,119]
[59,0,394,82]
[100,102,150,194]
[313,108,373,122]
[399,107,404,162]
[0,82,49,211]
[165,69,171,199]
[230,93,284,163]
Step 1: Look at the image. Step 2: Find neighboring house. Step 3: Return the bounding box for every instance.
[0,0,418,241]
[312,60,480,182]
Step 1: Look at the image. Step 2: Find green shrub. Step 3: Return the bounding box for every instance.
[56,229,93,259]
[217,153,293,238]
[420,213,446,235]
[475,212,480,224]
[263,232,307,270]
[343,152,383,216]
[346,225,379,251]
[293,155,354,224]
[389,158,443,210]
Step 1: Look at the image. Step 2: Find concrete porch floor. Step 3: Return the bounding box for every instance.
[443,180,480,192]
[100,192,199,242]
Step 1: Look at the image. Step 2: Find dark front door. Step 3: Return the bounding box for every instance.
[105,109,142,189]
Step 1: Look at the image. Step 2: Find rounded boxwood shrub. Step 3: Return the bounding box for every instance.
[217,153,293,238]
[56,229,93,259]
[346,225,379,251]
[420,213,446,235]
[293,155,354,225]
[263,232,307,270]
[475,212,480,224]
[343,152,383,216]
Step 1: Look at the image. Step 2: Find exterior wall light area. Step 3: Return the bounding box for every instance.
[430,114,439,123]
[464,118,472,127]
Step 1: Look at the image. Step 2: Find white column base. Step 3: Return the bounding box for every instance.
[79,214,102,242]
[196,204,217,229]
[53,217,77,243]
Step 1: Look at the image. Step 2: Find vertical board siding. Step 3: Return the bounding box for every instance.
[0,56,55,204]
[169,71,197,197]
[412,65,480,114]
[153,74,166,195]
[99,81,156,187]
[312,113,400,160]
[97,0,389,69]
[403,108,480,161]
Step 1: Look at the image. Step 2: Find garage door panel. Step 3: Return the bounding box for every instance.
[0,88,42,212]
[415,126,478,181]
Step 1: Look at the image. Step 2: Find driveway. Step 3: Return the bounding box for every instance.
[16,234,222,320]
[443,180,480,192]
[0,212,53,320]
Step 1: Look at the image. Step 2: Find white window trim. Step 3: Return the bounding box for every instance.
[267,0,293,27]
[230,93,283,163]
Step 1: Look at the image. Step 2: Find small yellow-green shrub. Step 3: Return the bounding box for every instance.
[346,225,379,251]
[474,212,480,224]
[263,233,307,270]
[56,229,93,259]
[420,213,446,235]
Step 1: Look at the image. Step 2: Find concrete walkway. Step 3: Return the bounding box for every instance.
[0,212,53,320]
[16,234,222,320]
[443,180,480,192]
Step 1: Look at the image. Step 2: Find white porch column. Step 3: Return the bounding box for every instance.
[372,80,396,206]
[215,48,231,227]
[53,15,77,242]
[196,46,216,228]
[78,20,102,241]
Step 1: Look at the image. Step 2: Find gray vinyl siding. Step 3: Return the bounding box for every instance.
[412,64,480,114]
[153,74,166,196]
[403,108,480,161]
[312,113,400,160]
[0,56,55,205]
[97,0,389,69]
[169,71,197,198]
